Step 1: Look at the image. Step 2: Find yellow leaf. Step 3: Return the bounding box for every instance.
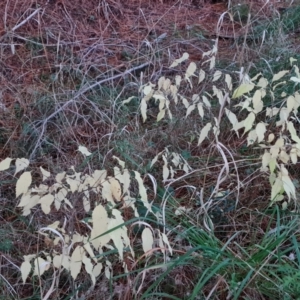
[55,172,66,184]
[287,96,295,113]
[185,62,197,88]
[66,178,79,193]
[157,76,165,90]
[287,122,300,144]
[279,150,290,164]
[252,90,263,113]
[162,155,169,182]
[212,70,222,82]
[83,242,97,263]
[157,109,166,122]
[92,169,107,187]
[251,72,262,82]
[163,78,171,91]
[134,171,148,203]
[90,205,110,250]
[185,104,196,118]
[61,255,70,271]
[143,85,152,95]
[170,153,179,167]
[70,246,84,280]
[115,169,130,195]
[213,86,224,105]
[0,157,13,171]
[290,148,298,164]
[102,180,115,204]
[78,145,92,156]
[109,178,122,202]
[243,112,255,133]
[202,96,211,109]
[105,266,111,279]
[281,166,296,200]
[257,77,268,88]
[290,57,297,66]
[150,154,159,168]
[15,158,30,175]
[162,232,173,255]
[272,70,289,82]
[22,195,40,216]
[39,194,54,214]
[256,122,266,143]
[269,158,276,174]
[181,96,190,109]
[20,260,32,283]
[141,98,148,123]
[83,191,90,212]
[185,62,197,79]
[198,69,205,84]
[271,177,283,202]
[108,209,132,260]
[232,84,254,99]
[261,151,271,169]
[53,255,63,269]
[209,56,216,70]
[225,108,238,128]
[175,75,182,88]
[33,257,50,276]
[268,133,275,143]
[122,96,135,104]
[197,103,204,119]
[16,171,32,198]
[294,93,300,111]
[170,52,189,68]
[142,227,154,256]
[92,263,103,277]
[18,193,39,208]
[40,167,50,182]
[247,129,257,146]
[290,76,300,83]
[113,156,125,169]
[280,107,290,124]
[198,123,212,146]
[225,74,232,91]
[82,255,96,286]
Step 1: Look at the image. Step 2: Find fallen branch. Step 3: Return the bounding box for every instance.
[29,62,151,160]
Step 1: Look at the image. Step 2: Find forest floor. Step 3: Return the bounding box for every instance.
[1,0,300,299]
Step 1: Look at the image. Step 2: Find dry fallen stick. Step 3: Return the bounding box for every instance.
[29,62,151,160]
[0,8,43,50]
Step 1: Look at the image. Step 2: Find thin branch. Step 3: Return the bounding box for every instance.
[29,62,151,160]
